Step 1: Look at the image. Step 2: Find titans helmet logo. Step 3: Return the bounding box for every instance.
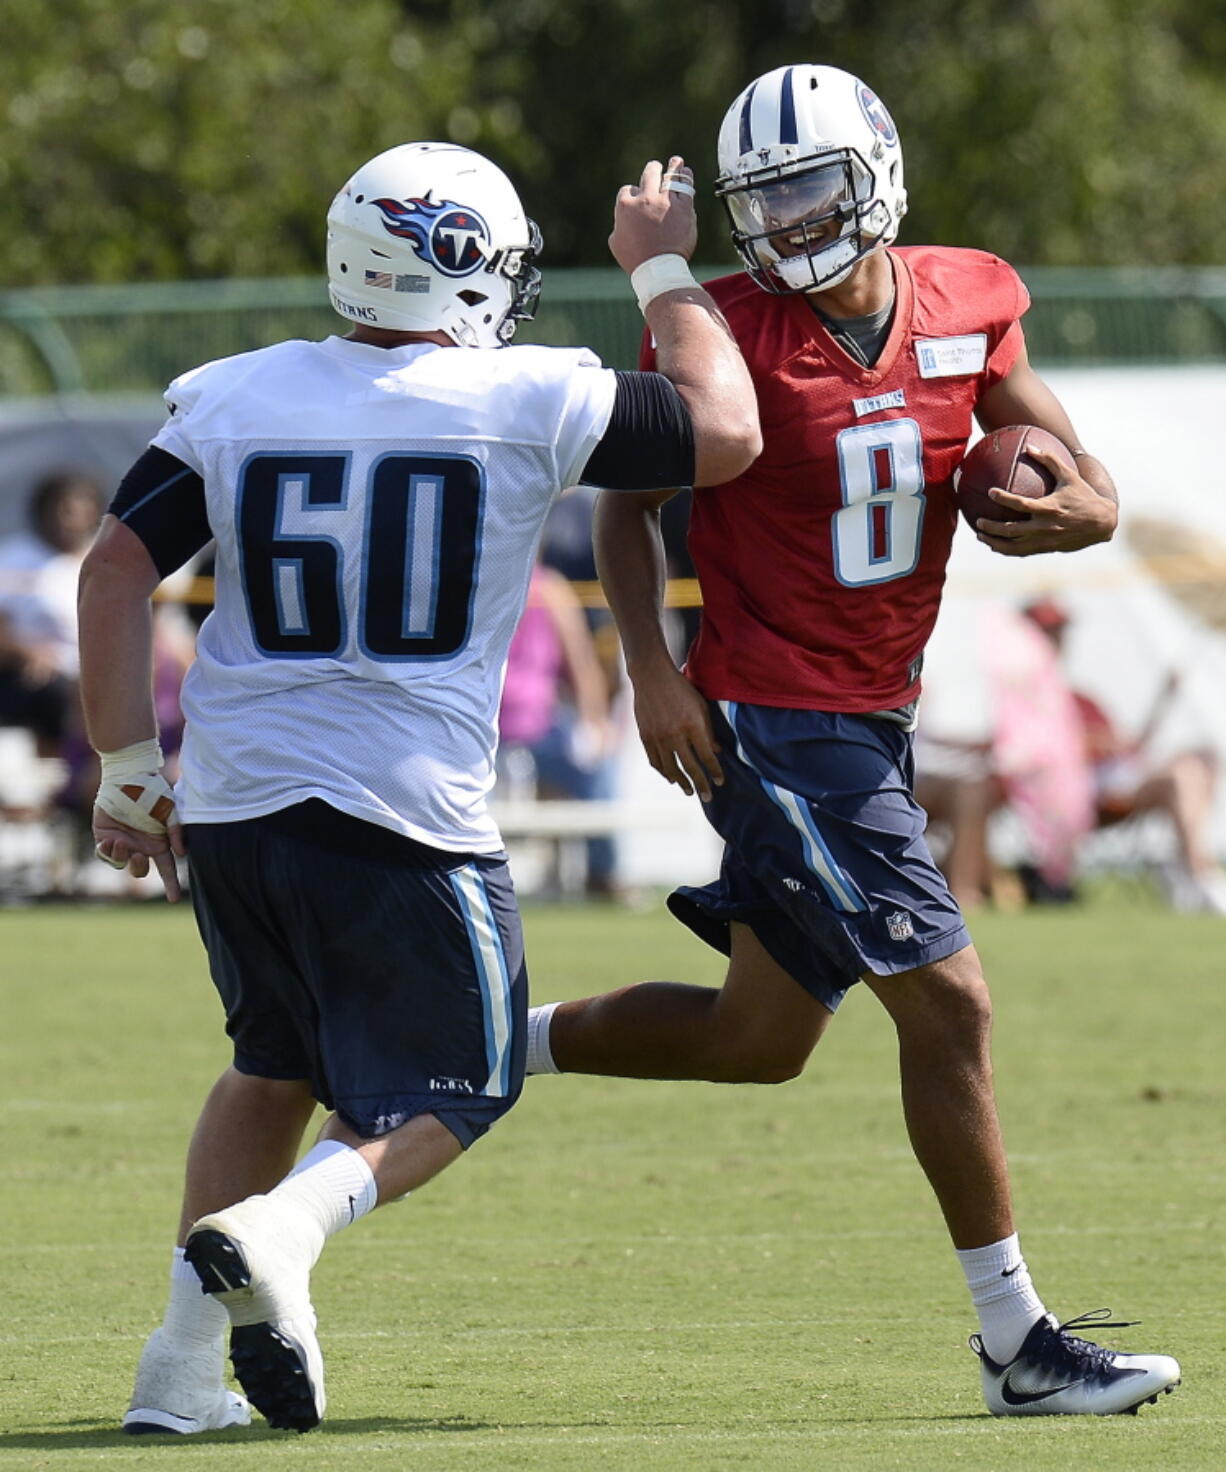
[370,195,491,276]
[371,196,490,277]
[856,85,898,146]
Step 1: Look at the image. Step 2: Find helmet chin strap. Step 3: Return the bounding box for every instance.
[768,233,861,292]
[771,228,891,294]
[813,260,857,291]
[445,316,480,348]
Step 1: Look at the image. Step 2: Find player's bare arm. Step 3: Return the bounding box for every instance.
[610,156,761,486]
[593,488,723,801]
[973,347,1118,557]
[78,515,186,901]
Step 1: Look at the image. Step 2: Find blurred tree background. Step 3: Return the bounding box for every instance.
[2,0,1225,286]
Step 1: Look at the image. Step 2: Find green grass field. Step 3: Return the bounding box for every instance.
[2,890,1223,1470]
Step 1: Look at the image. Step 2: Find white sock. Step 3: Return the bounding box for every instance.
[525,1001,561,1074]
[268,1140,379,1247]
[956,1233,1047,1363]
[163,1246,229,1347]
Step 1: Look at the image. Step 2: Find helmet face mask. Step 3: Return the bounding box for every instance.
[491,218,543,341]
[716,66,907,295]
[326,142,542,348]
[718,151,873,293]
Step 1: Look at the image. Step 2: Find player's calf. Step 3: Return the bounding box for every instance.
[527,988,817,1083]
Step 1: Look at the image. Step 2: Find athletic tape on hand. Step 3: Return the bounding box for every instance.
[96,739,178,835]
[99,738,165,784]
[95,773,179,835]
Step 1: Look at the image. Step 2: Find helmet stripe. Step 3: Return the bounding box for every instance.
[737,81,759,154]
[779,66,798,144]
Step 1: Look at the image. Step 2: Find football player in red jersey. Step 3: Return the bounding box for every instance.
[525,65,1180,1416]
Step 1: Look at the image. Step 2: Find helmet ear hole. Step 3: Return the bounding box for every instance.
[458,289,489,306]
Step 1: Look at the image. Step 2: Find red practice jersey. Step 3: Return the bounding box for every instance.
[642,246,1029,711]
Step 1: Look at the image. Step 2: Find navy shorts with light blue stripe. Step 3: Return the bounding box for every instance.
[187,802,526,1147]
[668,702,970,1012]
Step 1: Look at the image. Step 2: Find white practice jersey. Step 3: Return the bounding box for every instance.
[153,334,616,852]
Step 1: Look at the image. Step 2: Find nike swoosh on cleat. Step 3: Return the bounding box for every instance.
[999,1375,1083,1406]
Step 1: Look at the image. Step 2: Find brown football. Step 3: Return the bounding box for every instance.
[954,425,1076,530]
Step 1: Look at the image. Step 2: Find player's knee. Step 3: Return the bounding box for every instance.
[954,980,994,1050]
[932,975,994,1071]
[711,1057,806,1085]
[878,951,994,1051]
[705,1031,812,1084]
[928,957,992,1029]
[743,1055,808,1085]
[224,1066,314,1103]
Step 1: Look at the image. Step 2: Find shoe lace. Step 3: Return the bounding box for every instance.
[1030,1308,1140,1380]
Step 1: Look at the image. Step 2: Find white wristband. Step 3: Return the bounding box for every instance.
[99,738,165,783]
[629,253,699,314]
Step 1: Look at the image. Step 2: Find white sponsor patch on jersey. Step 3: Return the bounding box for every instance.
[852,388,906,417]
[915,334,988,378]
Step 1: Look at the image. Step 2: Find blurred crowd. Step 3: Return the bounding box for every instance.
[0,473,648,903]
[0,469,194,899]
[916,597,1226,915]
[2,472,1223,911]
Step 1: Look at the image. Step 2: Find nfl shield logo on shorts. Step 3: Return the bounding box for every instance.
[886,909,914,942]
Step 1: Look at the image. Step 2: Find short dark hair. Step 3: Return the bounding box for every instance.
[28,470,107,531]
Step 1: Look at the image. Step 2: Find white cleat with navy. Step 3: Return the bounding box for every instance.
[973,1309,1181,1416]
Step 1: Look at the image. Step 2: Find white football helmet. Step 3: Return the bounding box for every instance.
[715,65,907,295]
[326,142,542,347]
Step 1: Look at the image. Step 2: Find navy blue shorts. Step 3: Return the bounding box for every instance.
[186,801,526,1147]
[669,702,970,1012]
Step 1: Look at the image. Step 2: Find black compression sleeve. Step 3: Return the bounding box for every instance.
[579,370,695,490]
[108,447,213,577]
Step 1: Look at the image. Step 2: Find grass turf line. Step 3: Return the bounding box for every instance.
[1,891,1222,1469]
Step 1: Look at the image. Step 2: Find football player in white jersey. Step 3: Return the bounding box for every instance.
[78,141,760,1436]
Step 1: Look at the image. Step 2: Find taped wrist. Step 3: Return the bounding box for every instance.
[630,253,699,314]
[99,738,164,783]
[96,738,178,834]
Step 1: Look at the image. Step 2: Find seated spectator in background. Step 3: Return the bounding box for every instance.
[497,561,623,900]
[657,487,701,655]
[151,603,196,781]
[540,484,689,669]
[0,470,192,893]
[1025,598,1226,914]
[916,600,1094,909]
[0,471,106,755]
